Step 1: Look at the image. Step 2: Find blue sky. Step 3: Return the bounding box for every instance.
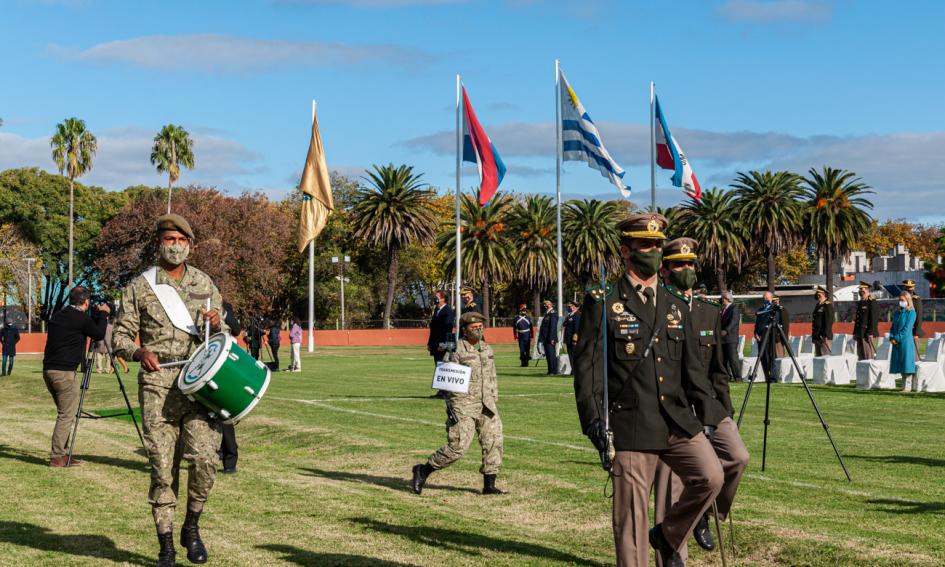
[1,0,943,220]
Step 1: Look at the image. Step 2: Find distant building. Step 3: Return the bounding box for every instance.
[801,244,934,299]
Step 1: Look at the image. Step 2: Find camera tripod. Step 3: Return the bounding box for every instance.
[66,340,145,466]
[736,307,852,481]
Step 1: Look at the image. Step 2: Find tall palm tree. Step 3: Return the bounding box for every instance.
[509,195,557,314]
[562,199,622,289]
[350,164,437,328]
[731,170,805,291]
[802,167,874,298]
[439,190,515,323]
[675,188,748,292]
[50,117,97,286]
[151,124,195,213]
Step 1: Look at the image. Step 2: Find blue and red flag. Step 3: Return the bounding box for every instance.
[654,95,701,200]
[462,86,506,206]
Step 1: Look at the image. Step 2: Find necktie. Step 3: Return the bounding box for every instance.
[643,287,656,318]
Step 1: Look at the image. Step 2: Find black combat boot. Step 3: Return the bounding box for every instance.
[649,524,685,567]
[692,513,715,550]
[180,509,208,564]
[156,531,176,567]
[411,463,434,494]
[482,474,506,495]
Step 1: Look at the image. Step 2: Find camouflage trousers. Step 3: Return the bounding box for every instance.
[139,383,221,532]
[427,406,504,475]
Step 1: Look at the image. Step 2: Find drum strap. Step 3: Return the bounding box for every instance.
[142,267,199,336]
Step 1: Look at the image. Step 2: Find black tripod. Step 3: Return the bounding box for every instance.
[67,341,145,466]
[736,306,852,481]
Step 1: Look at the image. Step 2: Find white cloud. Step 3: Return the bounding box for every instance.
[717,0,832,24]
[0,127,265,191]
[49,33,433,73]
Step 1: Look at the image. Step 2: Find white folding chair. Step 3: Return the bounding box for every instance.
[916,338,945,392]
[775,336,810,383]
[812,335,855,385]
[856,341,895,389]
[741,338,759,381]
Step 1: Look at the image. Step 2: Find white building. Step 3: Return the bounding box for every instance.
[801,244,933,298]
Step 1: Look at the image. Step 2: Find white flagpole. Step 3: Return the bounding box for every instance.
[650,81,656,213]
[454,74,462,337]
[555,59,563,324]
[308,99,316,353]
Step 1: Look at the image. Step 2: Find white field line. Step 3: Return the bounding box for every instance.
[270,392,572,403]
[270,396,592,452]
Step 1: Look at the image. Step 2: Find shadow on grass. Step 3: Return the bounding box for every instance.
[0,444,146,472]
[0,521,151,565]
[867,498,945,515]
[849,454,945,467]
[300,468,480,495]
[258,544,421,566]
[350,517,606,566]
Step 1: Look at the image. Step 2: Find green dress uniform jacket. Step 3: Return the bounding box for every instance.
[853,298,879,339]
[913,295,924,338]
[811,301,834,341]
[687,296,733,422]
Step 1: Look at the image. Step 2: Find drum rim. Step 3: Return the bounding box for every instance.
[178,332,232,395]
[223,366,272,424]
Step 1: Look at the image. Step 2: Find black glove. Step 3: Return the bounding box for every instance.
[584,419,609,453]
[703,425,716,441]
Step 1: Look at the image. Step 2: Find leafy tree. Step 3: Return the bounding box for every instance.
[0,224,43,322]
[675,188,747,292]
[562,199,622,289]
[50,117,97,286]
[509,194,557,313]
[151,124,196,214]
[349,164,437,328]
[802,167,873,297]
[732,170,805,291]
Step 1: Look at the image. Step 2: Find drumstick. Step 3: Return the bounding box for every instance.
[159,360,190,369]
[205,298,211,344]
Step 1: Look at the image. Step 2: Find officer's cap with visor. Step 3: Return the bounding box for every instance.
[617,213,667,245]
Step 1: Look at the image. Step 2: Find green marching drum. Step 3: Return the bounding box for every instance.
[178,333,271,424]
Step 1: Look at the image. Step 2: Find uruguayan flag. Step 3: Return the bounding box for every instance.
[559,70,629,197]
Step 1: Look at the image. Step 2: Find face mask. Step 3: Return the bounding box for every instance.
[160,243,190,265]
[899,300,908,308]
[466,328,483,341]
[630,249,662,277]
[669,268,698,292]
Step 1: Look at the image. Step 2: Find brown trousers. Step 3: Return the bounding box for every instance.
[814,337,831,356]
[612,431,723,567]
[856,336,876,360]
[652,418,750,565]
[42,370,79,459]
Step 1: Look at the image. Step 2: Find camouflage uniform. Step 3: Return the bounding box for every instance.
[112,265,227,532]
[427,337,503,474]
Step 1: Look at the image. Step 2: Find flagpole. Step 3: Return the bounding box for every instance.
[308,99,316,353]
[650,81,656,212]
[555,59,563,326]
[454,74,462,338]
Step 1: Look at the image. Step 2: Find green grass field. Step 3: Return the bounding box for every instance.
[1,345,943,566]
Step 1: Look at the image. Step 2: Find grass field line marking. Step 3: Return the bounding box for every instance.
[270,392,571,403]
[745,472,882,499]
[271,396,594,452]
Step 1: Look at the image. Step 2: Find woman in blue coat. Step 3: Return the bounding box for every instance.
[889,291,917,391]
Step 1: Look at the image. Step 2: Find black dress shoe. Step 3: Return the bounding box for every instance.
[180,510,208,564]
[693,513,715,550]
[649,524,685,567]
[157,531,176,567]
[411,463,433,495]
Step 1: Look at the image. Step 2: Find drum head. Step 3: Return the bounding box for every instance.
[179,333,231,394]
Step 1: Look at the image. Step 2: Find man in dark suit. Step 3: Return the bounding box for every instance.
[754,291,777,382]
[573,214,722,567]
[719,291,741,381]
[427,290,455,365]
[562,301,581,375]
[811,286,834,355]
[512,304,533,367]
[538,299,559,375]
[853,282,879,360]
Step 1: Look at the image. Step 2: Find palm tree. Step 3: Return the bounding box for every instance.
[675,188,747,292]
[731,170,805,291]
[562,199,622,289]
[509,195,557,314]
[439,190,515,323]
[151,124,195,213]
[802,167,873,298]
[350,164,437,328]
[50,117,97,286]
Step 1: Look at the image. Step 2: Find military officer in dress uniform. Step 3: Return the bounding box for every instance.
[902,280,923,360]
[652,238,749,564]
[411,311,505,496]
[461,287,478,314]
[562,301,581,376]
[574,214,723,567]
[512,304,533,367]
[853,282,879,360]
[112,214,227,567]
[811,286,834,355]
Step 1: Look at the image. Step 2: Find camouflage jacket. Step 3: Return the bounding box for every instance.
[448,338,498,416]
[112,265,227,387]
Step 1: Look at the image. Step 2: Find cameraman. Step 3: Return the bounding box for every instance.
[42,286,110,467]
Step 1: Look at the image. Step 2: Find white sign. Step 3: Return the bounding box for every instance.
[431,362,472,393]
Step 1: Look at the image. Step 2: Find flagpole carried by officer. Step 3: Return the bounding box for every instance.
[573,213,722,567]
[112,214,227,567]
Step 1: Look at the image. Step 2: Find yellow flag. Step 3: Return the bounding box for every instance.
[297,106,334,252]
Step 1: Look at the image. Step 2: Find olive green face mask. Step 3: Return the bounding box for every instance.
[159,243,190,266]
[630,249,662,277]
[669,268,698,292]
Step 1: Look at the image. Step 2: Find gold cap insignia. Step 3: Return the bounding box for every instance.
[647,218,660,233]
[680,244,691,255]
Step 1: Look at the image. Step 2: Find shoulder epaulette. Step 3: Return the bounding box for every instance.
[660,283,689,304]
[585,283,614,302]
[695,296,721,307]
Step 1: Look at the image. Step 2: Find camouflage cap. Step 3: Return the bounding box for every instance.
[617,212,668,241]
[663,237,699,262]
[156,214,195,240]
[460,311,486,327]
